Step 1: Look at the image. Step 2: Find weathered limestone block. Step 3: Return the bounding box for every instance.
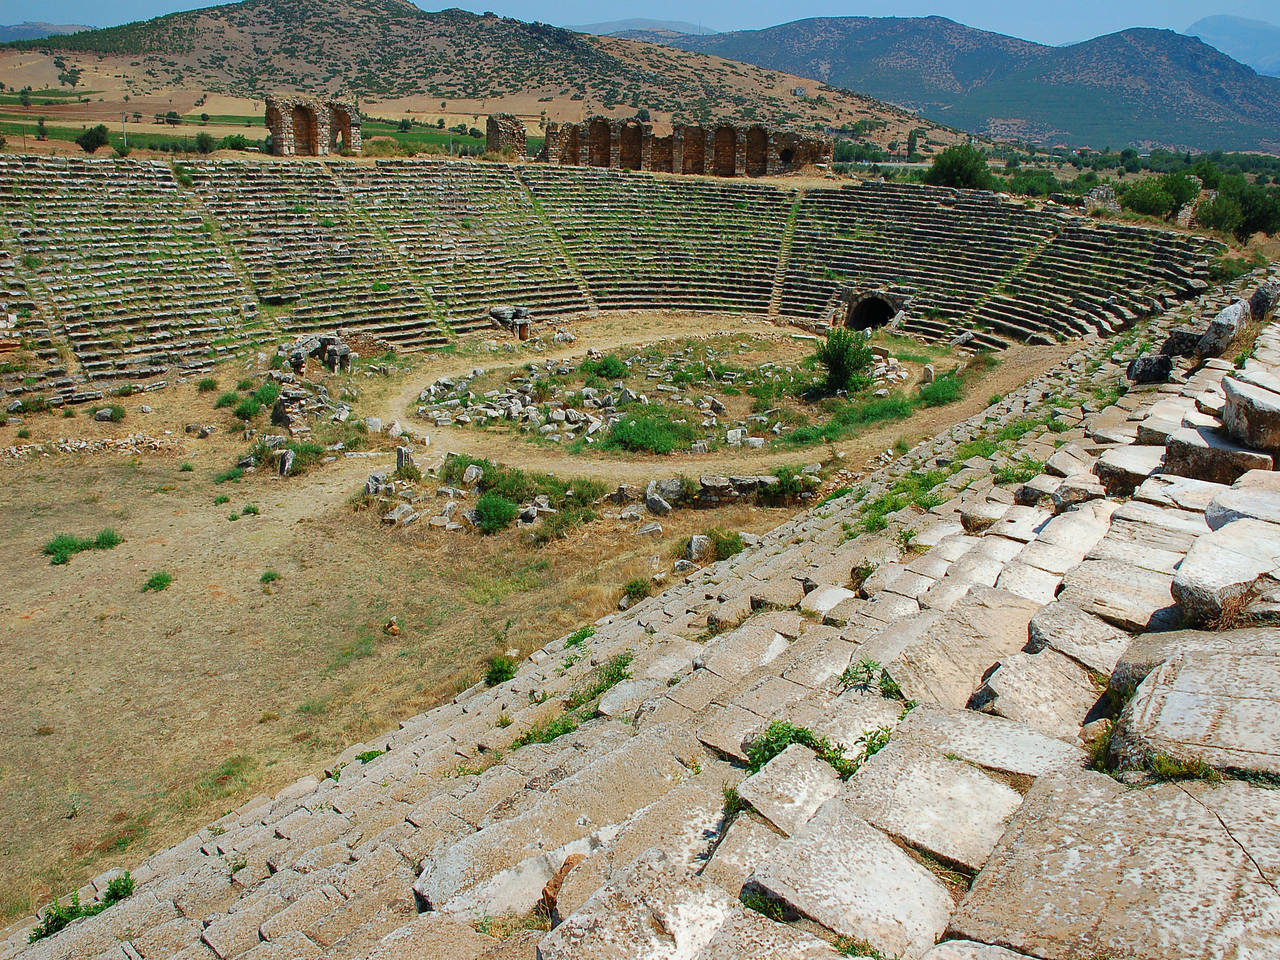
[1049,472,1106,512]
[366,912,495,960]
[1134,472,1227,512]
[1026,601,1131,675]
[1044,442,1094,478]
[1205,484,1280,529]
[969,648,1101,740]
[737,744,842,837]
[946,771,1280,960]
[1109,624,1280,697]
[747,797,953,958]
[1110,648,1280,776]
[1222,375,1280,453]
[960,500,1008,533]
[921,943,1035,960]
[701,814,784,896]
[1093,444,1165,496]
[1125,353,1173,383]
[1056,559,1179,632]
[1196,299,1250,357]
[1164,425,1273,485]
[1171,517,1280,625]
[842,738,1022,871]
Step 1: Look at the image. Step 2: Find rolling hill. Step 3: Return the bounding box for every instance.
[0,0,957,150]
[0,22,91,42]
[622,16,1280,152]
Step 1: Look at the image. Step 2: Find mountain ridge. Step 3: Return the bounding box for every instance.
[1185,15,1280,78]
[621,16,1280,152]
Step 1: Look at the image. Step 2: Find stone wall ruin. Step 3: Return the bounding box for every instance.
[485,114,527,157]
[265,95,363,157]
[533,115,832,178]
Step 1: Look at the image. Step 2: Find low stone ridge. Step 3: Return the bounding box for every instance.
[6,267,1280,960]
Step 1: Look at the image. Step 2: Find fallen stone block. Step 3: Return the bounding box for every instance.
[1110,648,1280,777]
[969,648,1102,740]
[737,744,842,837]
[1056,559,1179,632]
[1093,444,1165,496]
[1125,354,1172,383]
[843,738,1022,872]
[1205,484,1280,529]
[946,771,1280,960]
[1026,601,1131,675]
[1164,425,1273,485]
[1222,375,1280,453]
[747,796,953,958]
[1170,517,1280,625]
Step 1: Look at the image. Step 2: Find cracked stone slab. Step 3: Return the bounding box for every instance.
[1110,649,1280,777]
[921,941,1036,959]
[1110,625,1280,696]
[748,795,953,959]
[737,744,843,837]
[536,849,743,960]
[1135,473,1229,512]
[894,704,1084,777]
[1171,517,1280,625]
[843,738,1023,872]
[946,771,1280,960]
[874,586,1041,709]
[701,814,784,897]
[1094,444,1166,496]
[1164,425,1273,485]
[1027,601,1131,675]
[1056,559,1180,632]
[1205,485,1280,530]
[969,648,1102,740]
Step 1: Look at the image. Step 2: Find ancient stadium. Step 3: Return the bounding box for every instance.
[1,106,1279,960]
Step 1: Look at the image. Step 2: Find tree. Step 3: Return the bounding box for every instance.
[195,132,216,154]
[35,117,47,140]
[1120,178,1175,218]
[164,110,180,125]
[397,117,411,132]
[814,327,873,394]
[74,124,109,153]
[635,107,650,122]
[199,112,209,123]
[1158,172,1199,211]
[1196,191,1244,237]
[923,143,995,190]
[906,128,919,158]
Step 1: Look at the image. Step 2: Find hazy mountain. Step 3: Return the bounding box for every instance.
[1185,15,1280,77]
[628,16,1280,151]
[0,22,91,42]
[568,19,717,37]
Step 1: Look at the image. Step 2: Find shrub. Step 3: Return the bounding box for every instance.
[42,528,122,565]
[581,354,627,379]
[101,404,125,422]
[143,572,172,592]
[602,413,694,455]
[180,462,193,472]
[74,124,110,153]
[923,144,995,190]
[196,378,218,392]
[260,570,280,584]
[241,504,259,516]
[744,720,859,779]
[814,327,873,394]
[475,491,519,533]
[233,398,261,421]
[236,378,254,391]
[485,654,518,685]
[17,428,30,439]
[707,528,744,560]
[1120,178,1175,219]
[917,374,962,407]
[623,577,651,602]
[213,467,243,484]
[214,391,238,409]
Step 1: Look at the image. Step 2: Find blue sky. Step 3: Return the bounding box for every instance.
[1,0,1275,46]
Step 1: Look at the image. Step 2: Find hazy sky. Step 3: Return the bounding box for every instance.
[2,0,1276,46]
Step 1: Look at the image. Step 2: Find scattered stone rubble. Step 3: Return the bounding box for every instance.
[417,337,915,450]
[7,266,1280,960]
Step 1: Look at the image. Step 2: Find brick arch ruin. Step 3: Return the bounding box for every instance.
[531,115,831,178]
[265,95,362,157]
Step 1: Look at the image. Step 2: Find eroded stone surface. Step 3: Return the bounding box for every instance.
[748,797,953,959]
[947,771,1280,960]
[1026,601,1132,675]
[1171,517,1280,625]
[843,738,1023,871]
[1110,649,1280,776]
[737,744,842,837]
[894,703,1084,777]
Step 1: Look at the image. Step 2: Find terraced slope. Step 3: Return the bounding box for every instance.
[0,157,1219,404]
[4,264,1276,960]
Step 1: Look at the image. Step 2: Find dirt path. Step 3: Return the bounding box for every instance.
[369,313,1073,486]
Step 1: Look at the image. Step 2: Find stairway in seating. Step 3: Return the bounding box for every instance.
[769,192,804,317]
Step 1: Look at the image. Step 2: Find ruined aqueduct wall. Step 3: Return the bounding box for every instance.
[485,114,832,177]
[265,96,363,157]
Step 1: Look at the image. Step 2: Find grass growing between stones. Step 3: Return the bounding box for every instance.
[511,652,633,748]
[41,528,121,565]
[28,872,133,944]
[744,720,888,780]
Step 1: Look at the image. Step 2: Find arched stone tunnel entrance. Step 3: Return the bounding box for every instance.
[291,105,319,156]
[847,294,896,331]
[588,118,611,168]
